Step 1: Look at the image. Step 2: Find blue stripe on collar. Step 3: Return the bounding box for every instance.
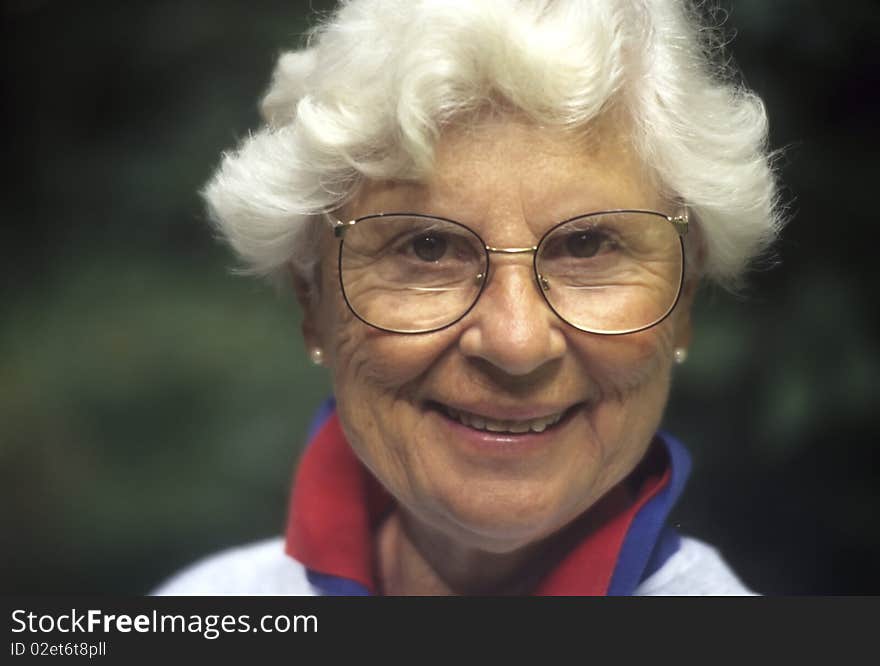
[606,431,691,595]
[306,569,372,596]
[306,396,337,441]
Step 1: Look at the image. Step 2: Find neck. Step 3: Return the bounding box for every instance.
[374,511,532,595]
[374,500,621,596]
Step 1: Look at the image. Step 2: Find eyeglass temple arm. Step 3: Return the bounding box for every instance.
[669,210,689,236]
[330,218,356,238]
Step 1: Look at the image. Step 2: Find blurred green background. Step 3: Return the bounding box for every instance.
[2,0,878,595]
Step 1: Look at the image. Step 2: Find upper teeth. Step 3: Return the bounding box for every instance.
[443,406,565,433]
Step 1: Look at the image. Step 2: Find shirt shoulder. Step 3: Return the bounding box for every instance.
[152,537,317,596]
[634,535,758,596]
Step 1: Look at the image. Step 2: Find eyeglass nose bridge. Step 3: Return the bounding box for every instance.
[479,245,551,292]
[484,245,537,254]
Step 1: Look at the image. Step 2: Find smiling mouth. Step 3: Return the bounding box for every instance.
[428,402,580,435]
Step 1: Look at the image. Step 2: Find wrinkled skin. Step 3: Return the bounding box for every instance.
[295,118,695,594]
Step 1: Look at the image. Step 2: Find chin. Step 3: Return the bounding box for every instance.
[418,475,587,553]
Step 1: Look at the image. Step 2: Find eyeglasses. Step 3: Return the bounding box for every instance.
[330,209,688,335]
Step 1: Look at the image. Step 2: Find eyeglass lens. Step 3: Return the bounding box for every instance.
[339,213,683,334]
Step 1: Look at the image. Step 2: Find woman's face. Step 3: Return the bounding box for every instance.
[302,118,693,554]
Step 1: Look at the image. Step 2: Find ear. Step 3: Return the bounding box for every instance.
[290,265,322,354]
[674,218,705,350]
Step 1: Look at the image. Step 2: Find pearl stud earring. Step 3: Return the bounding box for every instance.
[309,348,324,366]
[673,348,688,365]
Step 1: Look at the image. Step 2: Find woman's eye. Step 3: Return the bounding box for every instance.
[564,230,602,258]
[412,234,448,262]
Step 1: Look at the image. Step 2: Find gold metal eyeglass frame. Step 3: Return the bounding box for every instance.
[328,209,689,336]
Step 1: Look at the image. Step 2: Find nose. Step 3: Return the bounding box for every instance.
[458,261,567,376]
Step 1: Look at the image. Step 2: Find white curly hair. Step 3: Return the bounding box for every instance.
[204,0,783,294]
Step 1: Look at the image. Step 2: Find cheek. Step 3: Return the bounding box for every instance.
[329,309,458,394]
[575,323,676,487]
[583,324,675,403]
[320,282,456,449]
[318,253,456,390]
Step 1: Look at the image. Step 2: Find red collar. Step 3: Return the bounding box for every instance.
[285,411,671,595]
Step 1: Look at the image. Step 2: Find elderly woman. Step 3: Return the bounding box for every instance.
[156,0,780,596]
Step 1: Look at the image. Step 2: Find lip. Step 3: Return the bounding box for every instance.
[428,400,578,423]
[426,400,583,457]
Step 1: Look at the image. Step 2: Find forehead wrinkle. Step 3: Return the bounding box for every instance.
[426,136,555,244]
[347,119,665,246]
[346,180,429,217]
[437,123,649,214]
